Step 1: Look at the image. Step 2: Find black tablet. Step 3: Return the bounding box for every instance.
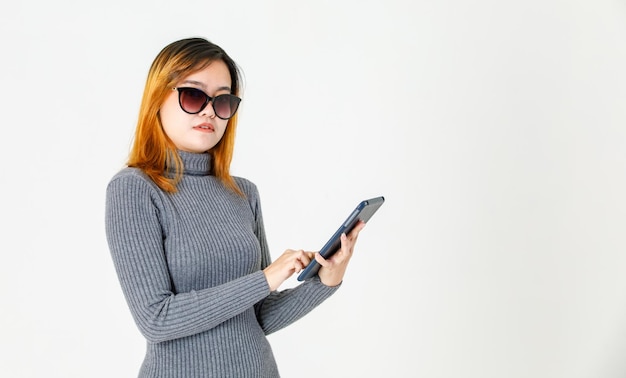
[297,196,385,281]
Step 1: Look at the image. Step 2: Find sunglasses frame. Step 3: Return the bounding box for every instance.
[173,87,241,120]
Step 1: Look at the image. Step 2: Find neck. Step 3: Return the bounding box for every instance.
[172,150,212,176]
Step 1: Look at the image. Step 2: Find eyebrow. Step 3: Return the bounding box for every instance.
[180,80,231,92]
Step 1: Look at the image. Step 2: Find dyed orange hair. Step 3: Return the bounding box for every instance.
[128,37,243,195]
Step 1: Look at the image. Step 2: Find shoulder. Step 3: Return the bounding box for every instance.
[106,167,161,194]
[233,176,260,200]
[108,167,146,185]
[232,176,265,217]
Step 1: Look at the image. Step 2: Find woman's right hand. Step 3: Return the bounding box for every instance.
[263,249,314,291]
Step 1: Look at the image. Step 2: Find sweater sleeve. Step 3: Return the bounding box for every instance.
[105,172,271,343]
[242,180,340,335]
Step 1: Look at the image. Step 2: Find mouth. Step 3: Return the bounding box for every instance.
[193,123,215,132]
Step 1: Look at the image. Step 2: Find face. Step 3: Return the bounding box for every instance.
[159,60,233,153]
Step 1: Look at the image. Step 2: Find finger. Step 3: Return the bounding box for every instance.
[314,252,329,267]
[302,254,313,266]
[340,233,348,250]
[294,249,310,259]
[348,220,366,239]
[335,233,355,262]
[340,233,353,254]
[294,250,312,264]
[297,254,312,269]
[294,260,304,273]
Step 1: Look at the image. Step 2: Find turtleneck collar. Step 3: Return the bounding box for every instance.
[175,150,212,176]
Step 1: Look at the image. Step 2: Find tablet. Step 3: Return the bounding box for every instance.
[297,196,385,281]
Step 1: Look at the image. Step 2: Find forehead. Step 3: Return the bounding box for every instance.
[179,60,232,91]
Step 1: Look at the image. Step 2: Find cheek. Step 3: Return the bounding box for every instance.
[159,97,183,136]
[159,110,175,137]
[216,120,229,139]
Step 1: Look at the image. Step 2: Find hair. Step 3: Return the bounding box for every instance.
[127,37,243,195]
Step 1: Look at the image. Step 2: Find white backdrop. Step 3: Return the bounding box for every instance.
[1,1,626,377]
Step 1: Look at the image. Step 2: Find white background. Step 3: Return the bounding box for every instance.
[1,1,626,377]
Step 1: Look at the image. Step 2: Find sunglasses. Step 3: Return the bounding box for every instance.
[173,87,241,120]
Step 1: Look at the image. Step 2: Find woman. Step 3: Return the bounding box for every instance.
[105,37,365,377]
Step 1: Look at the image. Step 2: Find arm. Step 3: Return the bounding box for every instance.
[105,173,270,343]
[242,182,339,334]
[254,277,338,335]
[254,226,366,335]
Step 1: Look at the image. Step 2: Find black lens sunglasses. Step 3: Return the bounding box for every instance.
[173,87,241,120]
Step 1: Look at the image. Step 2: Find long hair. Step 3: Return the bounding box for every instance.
[128,37,243,195]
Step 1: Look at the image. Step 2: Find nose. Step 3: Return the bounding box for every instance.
[200,101,216,118]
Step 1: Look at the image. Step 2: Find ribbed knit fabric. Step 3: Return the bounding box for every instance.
[105,151,339,378]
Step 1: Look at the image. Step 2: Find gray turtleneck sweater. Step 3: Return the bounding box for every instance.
[105,151,338,377]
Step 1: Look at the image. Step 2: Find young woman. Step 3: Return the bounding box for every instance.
[105,37,365,377]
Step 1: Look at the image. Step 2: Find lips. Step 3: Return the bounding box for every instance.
[193,122,215,132]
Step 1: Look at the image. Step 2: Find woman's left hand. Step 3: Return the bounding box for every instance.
[316,220,366,287]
